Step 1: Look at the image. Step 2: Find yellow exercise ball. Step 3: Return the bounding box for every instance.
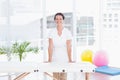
[81,50,93,63]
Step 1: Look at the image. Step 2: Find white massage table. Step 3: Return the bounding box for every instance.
[0,62,96,80]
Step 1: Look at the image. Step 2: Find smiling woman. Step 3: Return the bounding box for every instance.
[47,12,74,80]
[47,12,73,63]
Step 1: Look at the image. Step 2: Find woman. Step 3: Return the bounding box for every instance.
[48,12,73,80]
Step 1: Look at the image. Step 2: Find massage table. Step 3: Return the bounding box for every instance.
[0,62,96,80]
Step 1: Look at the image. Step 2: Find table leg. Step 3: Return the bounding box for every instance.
[13,72,30,80]
[44,72,58,80]
[85,73,89,80]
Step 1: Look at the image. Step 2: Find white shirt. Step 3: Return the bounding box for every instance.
[48,28,72,63]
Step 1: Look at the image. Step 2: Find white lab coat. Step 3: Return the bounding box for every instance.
[48,28,72,63]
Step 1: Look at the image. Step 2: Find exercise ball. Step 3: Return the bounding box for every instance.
[81,50,93,63]
[93,50,109,67]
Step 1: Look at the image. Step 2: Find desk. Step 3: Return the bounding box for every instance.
[0,62,96,80]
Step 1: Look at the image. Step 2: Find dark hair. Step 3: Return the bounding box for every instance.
[54,12,65,20]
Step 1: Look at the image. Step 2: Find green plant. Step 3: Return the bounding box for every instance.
[11,41,39,61]
[0,41,39,61]
[0,47,9,55]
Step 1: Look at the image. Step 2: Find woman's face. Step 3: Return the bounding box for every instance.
[55,15,64,25]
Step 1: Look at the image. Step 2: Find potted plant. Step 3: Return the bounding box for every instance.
[0,46,9,61]
[0,41,39,61]
[0,47,8,55]
[11,41,39,61]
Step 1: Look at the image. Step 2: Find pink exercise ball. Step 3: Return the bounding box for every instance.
[93,50,109,67]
